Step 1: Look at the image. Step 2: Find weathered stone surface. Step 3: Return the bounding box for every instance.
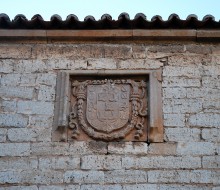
[86,58,117,69]
[168,54,211,66]
[0,128,7,142]
[185,44,212,54]
[14,60,47,73]
[29,115,53,127]
[163,66,202,78]
[118,59,163,69]
[189,113,220,128]
[108,142,148,155]
[165,128,201,142]
[202,156,220,168]
[148,170,213,183]
[132,45,147,59]
[81,155,121,170]
[69,141,107,155]
[81,185,122,190]
[177,142,216,155]
[148,44,184,53]
[148,143,176,155]
[0,158,38,170]
[0,59,14,73]
[0,113,28,127]
[0,143,30,156]
[17,101,54,115]
[64,170,104,183]
[104,170,147,183]
[159,184,211,190]
[202,128,220,142]
[0,44,32,59]
[1,100,17,112]
[163,114,185,127]
[36,73,57,86]
[37,85,55,101]
[163,99,202,113]
[0,86,34,99]
[0,186,38,190]
[122,156,201,169]
[31,142,69,156]
[163,87,187,99]
[39,157,80,170]
[104,45,132,59]
[163,77,201,87]
[123,184,158,190]
[19,170,63,184]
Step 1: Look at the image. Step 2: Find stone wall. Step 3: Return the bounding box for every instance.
[0,42,220,190]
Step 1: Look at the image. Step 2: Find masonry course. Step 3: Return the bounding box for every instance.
[0,42,220,189]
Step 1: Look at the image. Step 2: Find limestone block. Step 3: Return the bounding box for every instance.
[177,142,216,155]
[39,157,80,170]
[69,141,107,155]
[0,59,14,73]
[163,87,187,99]
[38,85,55,101]
[0,44,31,59]
[31,142,69,156]
[132,45,147,59]
[104,170,147,183]
[0,186,38,190]
[0,86,34,99]
[165,128,201,142]
[118,59,163,69]
[81,185,122,190]
[122,156,201,169]
[14,60,47,73]
[0,128,7,142]
[162,77,201,87]
[17,101,54,115]
[0,158,38,170]
[168,54,211,66]
[148,143,177,155]
[1,100,17,112]
[186,44,212,54]
[163,99,202,113]
[87,58,117,69]
[81,155,121,170]
[64,170,104,183]
[163,66,202,78]
[123,184,158,190]
[189,113,220,128]
[104,45,132,59]
[36,73,57,86]
[0,143,30,156]
[202,128,220,142]
[163,114,185,127]
[108,142,148,155]
[202,156,220,168]
[0,113,28,127]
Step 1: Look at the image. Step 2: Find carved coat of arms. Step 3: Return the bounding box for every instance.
[69,79,148,141]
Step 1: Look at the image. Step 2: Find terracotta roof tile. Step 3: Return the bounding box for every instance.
[0,13,219,29]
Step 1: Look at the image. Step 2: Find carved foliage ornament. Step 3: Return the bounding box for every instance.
[69,79,148,141]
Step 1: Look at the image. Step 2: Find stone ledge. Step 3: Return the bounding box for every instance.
[0,29,219,42]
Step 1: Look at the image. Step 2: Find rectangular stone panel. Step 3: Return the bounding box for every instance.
[53,70,163,142]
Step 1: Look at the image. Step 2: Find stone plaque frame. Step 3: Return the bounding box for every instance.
[52,69,163,142]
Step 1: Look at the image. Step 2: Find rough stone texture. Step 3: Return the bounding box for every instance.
[0,42,220,189]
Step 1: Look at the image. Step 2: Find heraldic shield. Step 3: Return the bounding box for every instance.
[69,79,148,141]
[86,83,130,133]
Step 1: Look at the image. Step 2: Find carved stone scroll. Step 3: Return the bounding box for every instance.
[68,78,148,141]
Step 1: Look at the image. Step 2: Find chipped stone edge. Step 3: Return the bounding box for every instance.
[52,69,163,142]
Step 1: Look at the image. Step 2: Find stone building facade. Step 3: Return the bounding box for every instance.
[0,14,220,189]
